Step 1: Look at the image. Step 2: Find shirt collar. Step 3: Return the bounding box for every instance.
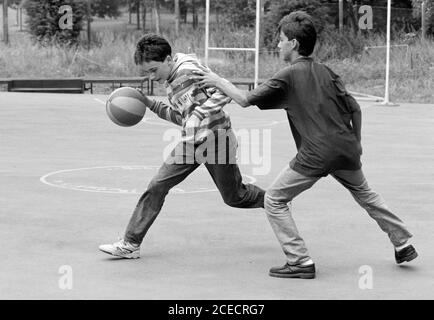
[291,56,313,65]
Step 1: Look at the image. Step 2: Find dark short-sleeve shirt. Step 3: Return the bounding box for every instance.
[247,57,362,177]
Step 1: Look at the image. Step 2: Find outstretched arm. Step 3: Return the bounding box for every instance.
[151,100,183,126]
[193,70,288,110]
[136,89,182,126]
[193,71,251,107]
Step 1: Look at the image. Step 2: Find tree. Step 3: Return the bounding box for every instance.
[211,0,257,28]
[136,0,140,29]
[192,0,199,29]
[354,0,419,34]
[127,0,143,29]
[23,0,87,46]
[262,0,332,50]
[2,0,9,44]
[91,0,121,18]
[175,0,200,29]
[412,0,434,35]
[174,0,179,36]
[345,0,358,35]
[142,0,147,31]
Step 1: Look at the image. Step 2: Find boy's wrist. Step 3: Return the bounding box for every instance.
[136,88,155,109]
[149,100,157,111]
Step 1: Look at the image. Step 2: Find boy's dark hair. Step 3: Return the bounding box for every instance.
[277,11,317,56]
[134,33,172,65]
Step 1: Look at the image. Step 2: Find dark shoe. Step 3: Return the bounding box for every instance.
[269,263,316,279]
[395,245,418,264]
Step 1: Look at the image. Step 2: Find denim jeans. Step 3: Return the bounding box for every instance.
[124,162,265,245]
[264,165,413,265]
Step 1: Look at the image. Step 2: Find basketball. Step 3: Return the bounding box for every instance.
[106,87,148,127]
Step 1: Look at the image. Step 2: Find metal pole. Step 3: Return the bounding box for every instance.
[3,0,9,44]
[339,0,343,32]
[153,0,160,34]
[142,0,146,31]
[205,0,210,66]
[421,1,426,41]
[382,0,393,105]
[137,0,140,30]
[19,6,22,31]
[128,0,132,24]
[87,0,91,50]
[254,0,260,88]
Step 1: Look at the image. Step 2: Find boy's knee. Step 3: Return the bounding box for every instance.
[354,189,386,209]
[264,192,287,214]
[264,193,274,211]
[147,179,169,195]
[258,190,265,208]
[221,185,265,208]
[222,193,245,208]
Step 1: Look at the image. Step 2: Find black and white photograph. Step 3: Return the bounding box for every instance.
[1,0,433,302]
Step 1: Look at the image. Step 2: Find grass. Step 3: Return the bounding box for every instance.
[326,39,434,102]
[0,11,433,103]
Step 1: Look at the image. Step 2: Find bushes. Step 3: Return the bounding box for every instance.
[212,0,258,28]
[315,25,368,60]
[91,0,121,19]
[262,0,332,50]
[261,0,366,59]
[24,0,87,46]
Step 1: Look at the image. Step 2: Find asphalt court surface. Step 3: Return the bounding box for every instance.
[1,92,433,299]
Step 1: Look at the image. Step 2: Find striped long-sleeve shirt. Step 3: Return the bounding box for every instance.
[149,53,237,164]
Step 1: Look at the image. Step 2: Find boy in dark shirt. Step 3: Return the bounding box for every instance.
[194,11,417,279]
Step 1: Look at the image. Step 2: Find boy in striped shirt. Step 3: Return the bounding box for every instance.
[99,34,265,259]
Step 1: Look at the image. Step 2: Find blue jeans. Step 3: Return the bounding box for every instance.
[264,165,413,265]
[124,162,265,245]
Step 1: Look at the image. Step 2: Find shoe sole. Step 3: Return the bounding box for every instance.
[99,248,140,259]
[396,251,418,264]
[269,272,316,279]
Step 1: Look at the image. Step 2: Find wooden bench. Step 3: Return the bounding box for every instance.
[0,79,10,90]
[1,77,151,95]
[230,78,266,90]
[7,79,85,93]
[83,77,150,94]
[1,77,263,95]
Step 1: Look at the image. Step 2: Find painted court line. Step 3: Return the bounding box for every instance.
[94,98,106,105]
[40,165,257,195]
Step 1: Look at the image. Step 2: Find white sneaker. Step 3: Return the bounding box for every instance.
[99,239,140,259]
